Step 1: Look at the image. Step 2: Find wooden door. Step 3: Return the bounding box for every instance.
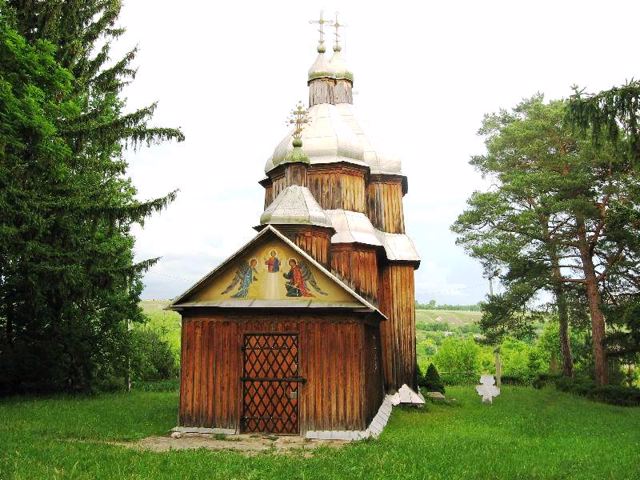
[241,333,303,434]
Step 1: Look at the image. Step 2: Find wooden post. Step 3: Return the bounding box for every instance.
[494,348,502,388]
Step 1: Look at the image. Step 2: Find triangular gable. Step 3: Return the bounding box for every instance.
[169,226,384,317]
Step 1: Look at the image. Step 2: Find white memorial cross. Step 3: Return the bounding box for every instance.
[475,374,500,403]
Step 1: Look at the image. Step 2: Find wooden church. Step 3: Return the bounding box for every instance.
[169,15,420,437]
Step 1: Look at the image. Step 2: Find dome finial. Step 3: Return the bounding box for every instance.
[309,11,332,54]
[332,12,345,52]
[284,101,310,163]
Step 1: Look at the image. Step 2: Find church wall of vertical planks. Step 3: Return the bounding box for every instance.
[169,14,419,436]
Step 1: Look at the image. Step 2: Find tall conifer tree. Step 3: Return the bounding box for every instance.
[0,0,184,391]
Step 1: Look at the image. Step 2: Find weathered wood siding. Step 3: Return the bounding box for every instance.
[264,183,273,210]
[309,78,334,106]
[273,225,332,266]
[263,164,367,214]
[306,164,367,213]
[378,264,416,389]
[363,324,384,425]
[329,244,378,299]
[179,313,381,433]
[367,177,405,233]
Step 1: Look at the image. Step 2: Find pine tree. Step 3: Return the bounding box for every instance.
[0,1,184,392]
[422,363,445,394]
[454,95,640,385]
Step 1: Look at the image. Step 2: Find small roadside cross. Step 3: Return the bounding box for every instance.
[476,374,500,404]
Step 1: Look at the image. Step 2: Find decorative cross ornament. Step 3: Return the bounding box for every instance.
[475,374,500,403]
[288,102,310,144]
[332,12,346,51]
[309,11,332,53]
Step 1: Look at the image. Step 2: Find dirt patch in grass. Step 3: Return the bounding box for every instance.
[109,433,347,456]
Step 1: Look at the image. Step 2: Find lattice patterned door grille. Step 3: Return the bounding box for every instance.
[241,333,303,434]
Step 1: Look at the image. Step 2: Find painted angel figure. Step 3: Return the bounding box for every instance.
[476,374,500,404]
[283,258,328,297]
[221,258,258,298]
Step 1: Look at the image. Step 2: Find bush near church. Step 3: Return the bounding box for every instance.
[422,363,446,394]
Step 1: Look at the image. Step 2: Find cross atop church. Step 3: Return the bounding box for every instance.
[332,12,346,52]
[288,102,310,143]
[309,11,332,53]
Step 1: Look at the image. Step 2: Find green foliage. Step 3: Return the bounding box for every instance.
[433,337,481,384]
[422,363,445,394]
[0,1,183,393]
[454,92,640,384]
[554,377,640,407]
[2,387,640,479]
[567,80,640,162]
[130,329,178,382]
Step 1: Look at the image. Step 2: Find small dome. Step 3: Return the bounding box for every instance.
[260,185,332,229]
[308,52,333,82]
[328,49,353,82]
[265,104,366,173]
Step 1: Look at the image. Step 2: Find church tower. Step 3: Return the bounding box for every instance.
[259,14,420,390]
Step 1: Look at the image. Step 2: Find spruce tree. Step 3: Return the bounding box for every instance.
[0,1,184,392]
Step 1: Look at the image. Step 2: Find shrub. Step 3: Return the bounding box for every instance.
[130,328,179,382]
[422,363,445,394]
[434,337,480,375]
[499,375,530,386]
[553,377,640,406]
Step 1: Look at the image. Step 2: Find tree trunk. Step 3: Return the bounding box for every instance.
[545,227,574,377]
[576,217,608,385]
[552,280,574,377]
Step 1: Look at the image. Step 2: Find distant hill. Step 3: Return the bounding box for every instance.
[416,309,482,327]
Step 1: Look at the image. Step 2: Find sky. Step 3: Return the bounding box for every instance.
[116,0,640,304]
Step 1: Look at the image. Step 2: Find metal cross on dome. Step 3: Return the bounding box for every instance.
[332,12,346,51]
[288,102,310,142]
[309,11,332,53]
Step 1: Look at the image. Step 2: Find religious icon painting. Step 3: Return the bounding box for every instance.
[221,258,259,298]
[263,249,281,299]
[264,249,281,273]
[283,258,328,297]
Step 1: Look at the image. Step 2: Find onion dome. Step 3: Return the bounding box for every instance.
[265,103,366,174]
[260,185,332,229]
[308,51,333,82]
[327,48,353,83]
[336,104,402,175]
[308,12,335,83]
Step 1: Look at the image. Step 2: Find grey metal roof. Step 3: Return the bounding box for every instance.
[375,230,421,263]
[170,300,367,309]
[266,103,366,174]
[260,185,332,229]
[325,209,420,263]
[327,49,352,80]
[308,51,332,79]
[336,103,403,175]
[265,49,404,176]
[326,209,382,246]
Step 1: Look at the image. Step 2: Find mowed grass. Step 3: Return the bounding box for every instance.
[2,387,639,479]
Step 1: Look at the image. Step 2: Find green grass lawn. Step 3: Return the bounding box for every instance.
[2,386,639,479]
